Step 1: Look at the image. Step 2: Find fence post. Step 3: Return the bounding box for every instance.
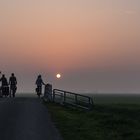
[89,98,93,110]
[53,89,55,102]
[63,92,66,103]
[75,94,78,105]
[43,85,47,102]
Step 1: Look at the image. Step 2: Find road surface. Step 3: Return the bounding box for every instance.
[0,94,63,140]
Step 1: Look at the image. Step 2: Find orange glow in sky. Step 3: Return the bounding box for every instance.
[0,0,140,93]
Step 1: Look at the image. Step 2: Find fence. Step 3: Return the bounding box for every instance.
[53,89,94,110]
[43,85,94,110]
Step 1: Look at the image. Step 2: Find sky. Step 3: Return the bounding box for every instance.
[0,0,140,93]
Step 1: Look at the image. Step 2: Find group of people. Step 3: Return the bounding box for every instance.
[0,73,49,98]
[0,73,17,98]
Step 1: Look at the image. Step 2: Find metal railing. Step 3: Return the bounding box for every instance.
[52,89,94,110]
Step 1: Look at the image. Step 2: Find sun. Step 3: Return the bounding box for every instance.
[56,74,61,79]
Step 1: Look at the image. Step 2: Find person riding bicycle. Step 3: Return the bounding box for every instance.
[35,75,45,97]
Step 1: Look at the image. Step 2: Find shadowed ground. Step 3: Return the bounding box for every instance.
[0,93,62,140]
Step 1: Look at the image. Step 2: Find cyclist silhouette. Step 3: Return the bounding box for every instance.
[35,75,45,97]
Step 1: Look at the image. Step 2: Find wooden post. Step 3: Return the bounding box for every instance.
[53,90,55,102]
[89,98,93,110]
[75,95,78,105]
[64,92,66,103]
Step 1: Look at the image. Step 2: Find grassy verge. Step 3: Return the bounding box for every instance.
[46,102,140,140]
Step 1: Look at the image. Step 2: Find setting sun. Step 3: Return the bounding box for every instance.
[56,74,61,79]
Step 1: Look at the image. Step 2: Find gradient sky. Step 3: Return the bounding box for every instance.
[0,0,140,93]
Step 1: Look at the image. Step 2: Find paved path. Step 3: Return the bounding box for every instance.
[0,96,62,140]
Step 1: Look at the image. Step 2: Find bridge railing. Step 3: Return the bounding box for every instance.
[52,89,94,110]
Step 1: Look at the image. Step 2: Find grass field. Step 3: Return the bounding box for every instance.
[46,94,140,140]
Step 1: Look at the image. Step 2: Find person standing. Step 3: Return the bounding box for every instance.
[0,74,9,97]
[0,71,2,97]
[35,75,45,97]
[9,73,17,97]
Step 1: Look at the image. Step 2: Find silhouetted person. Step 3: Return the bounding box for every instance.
[35,75,45,97]
[0,71,2,97]
[9,73,17,98]
[0,74,9,97]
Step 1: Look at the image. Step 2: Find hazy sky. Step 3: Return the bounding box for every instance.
[0,0,140,93]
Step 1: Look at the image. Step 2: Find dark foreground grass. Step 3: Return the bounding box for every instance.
[47,103,140,140]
